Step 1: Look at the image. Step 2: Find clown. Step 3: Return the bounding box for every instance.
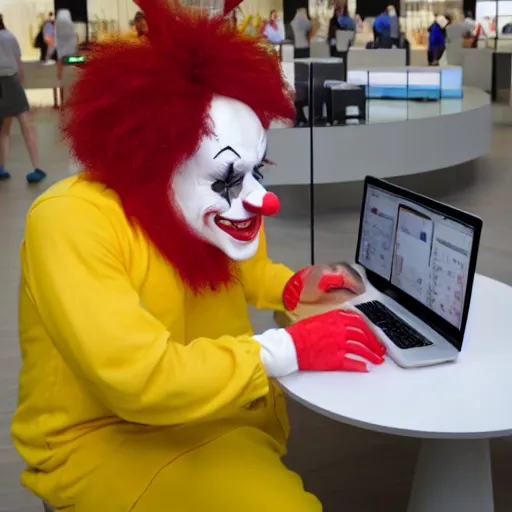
[12,1,385,510]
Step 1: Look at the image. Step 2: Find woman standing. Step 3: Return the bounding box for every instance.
[290,8,313,59]
[34,12,56,63]
[387,5,400,47]
[55,9,77,99]
[328,7,343,56]
[0,15,46,183]
[55,7,78,160]
[261,10,284,44]
[42,12,56,65]
[55,10,77,65]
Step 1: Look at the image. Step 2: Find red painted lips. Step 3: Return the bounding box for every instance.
[214,214,262,242]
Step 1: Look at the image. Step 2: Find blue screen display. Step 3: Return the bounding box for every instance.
[348,68,464,100]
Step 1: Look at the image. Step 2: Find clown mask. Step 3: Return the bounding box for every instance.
[172,96,280,261]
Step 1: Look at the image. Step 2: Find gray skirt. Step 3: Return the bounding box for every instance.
[0,74,29,118]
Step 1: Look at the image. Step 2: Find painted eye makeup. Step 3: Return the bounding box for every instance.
[252,156,274,182]
[252,164,264,182]
[210,152,272,200]
[211,163,245,203]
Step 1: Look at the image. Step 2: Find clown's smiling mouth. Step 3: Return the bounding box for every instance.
[214,214,262,242]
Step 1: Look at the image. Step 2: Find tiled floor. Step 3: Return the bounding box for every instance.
[1,107,512,511]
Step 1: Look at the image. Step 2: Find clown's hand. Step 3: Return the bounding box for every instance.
[254,310,386,378]
[283,263,366,312]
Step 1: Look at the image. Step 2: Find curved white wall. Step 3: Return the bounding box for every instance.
[266,88,491,186]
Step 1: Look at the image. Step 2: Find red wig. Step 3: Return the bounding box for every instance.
[62,0,294,293]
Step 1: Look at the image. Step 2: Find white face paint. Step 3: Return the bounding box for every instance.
[171,96,280,261]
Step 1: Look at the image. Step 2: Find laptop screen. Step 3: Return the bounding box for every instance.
[358,182,475,330]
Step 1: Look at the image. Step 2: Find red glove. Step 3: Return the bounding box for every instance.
[283,263,368,312]
[285,310,386,372]
[283,265,345,311]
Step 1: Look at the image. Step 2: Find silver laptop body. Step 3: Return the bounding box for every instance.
[348,177,482,369]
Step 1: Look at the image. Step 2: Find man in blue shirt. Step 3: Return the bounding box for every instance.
[428,15,449,65]
[373,10,391,48]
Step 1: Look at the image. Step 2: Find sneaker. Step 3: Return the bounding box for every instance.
[26,168,47,184]
[0,168,11,181]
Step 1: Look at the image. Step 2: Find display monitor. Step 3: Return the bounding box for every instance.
[408,71,441,99]
[346,70,369,87]
[367,71,408,99]
[441,68,463,99]
[348,68,463,100]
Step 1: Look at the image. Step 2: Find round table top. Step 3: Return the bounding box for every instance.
[278,274,512,439]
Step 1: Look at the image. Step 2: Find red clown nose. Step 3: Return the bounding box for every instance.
[243,190,280,216]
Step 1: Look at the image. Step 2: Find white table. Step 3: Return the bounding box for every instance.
[278,274,512,512]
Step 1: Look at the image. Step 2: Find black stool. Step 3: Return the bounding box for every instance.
[325,83,366,125]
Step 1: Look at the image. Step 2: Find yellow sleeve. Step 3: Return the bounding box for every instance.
[22,197,269,426]
[239,225,294,311]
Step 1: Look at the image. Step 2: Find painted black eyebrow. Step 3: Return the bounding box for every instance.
[213,146,241,160]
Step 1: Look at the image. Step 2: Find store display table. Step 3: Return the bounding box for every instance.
[267,87,490,192]
[277,274,512,512]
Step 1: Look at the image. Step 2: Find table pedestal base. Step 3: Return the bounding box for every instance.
[407,439,494,512]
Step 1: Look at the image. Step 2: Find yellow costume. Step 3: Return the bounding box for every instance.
[12,1,321,507]
[12,2,383,510]
[12,176,320,510]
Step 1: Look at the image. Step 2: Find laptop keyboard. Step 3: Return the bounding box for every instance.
[355,301,433,350]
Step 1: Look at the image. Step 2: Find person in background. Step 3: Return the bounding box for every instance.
[34,13,56,62]
[327,6,343,56]
[387,5,400,47]
[55,9,77,84]
[355,13,364,32]
[134,11,149,39]
[465,11,474,21]
[262,9,284,44]
[446,10,473,48]
[42,12,55,65]
[428,14,448,65]
[444,13,453,49]
[0,15,46,183]
[373,9,391,47]
[335,5,356,51]
[502,21,512,34]
[290,8,312,58]
[337,5,355,31]
[34,17,46,62]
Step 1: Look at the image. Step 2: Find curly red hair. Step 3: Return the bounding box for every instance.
[63,0,294,293]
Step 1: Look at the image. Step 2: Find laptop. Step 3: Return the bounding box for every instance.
[344,176,482,368]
